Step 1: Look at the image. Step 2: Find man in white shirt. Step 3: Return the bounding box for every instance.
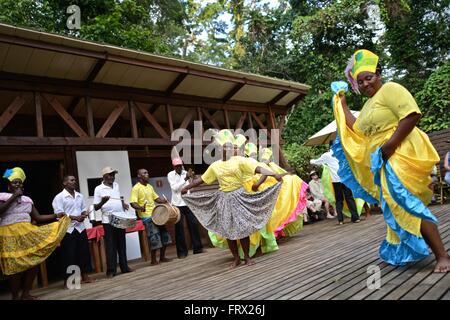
[52,175,94,286]
[310,143,360,224]
[167,158,203,258]
[93,167,133,278]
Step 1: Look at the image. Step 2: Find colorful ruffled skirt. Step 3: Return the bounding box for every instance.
[182,183,281,240]
[332,93,440,265]
[0,216,70,275]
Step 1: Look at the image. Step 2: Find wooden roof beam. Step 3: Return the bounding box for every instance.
[222,83,245,103]
[165,73,187,96]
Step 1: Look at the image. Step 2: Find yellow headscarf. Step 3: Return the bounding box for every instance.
[3,167,26,182]
[244,143,258,157]
[214,129,234,146]
[233,134,247,147]
[260,147,273,161]
[345,49,379,93]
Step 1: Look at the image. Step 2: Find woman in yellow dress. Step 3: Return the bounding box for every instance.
[0,167,70,299]
[206,135,280,258]
[332,49,450,272]
[181,130,283,268]
[255,147,308,238]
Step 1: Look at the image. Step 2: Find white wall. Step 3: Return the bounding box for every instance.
[76,151,141,261]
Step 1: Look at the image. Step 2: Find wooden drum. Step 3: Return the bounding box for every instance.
[152,204,180,226]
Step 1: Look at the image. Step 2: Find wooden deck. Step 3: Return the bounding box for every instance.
[1,204,449,300]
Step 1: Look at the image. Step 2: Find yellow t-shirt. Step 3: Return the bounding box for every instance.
[201,156,258,192]
[130,182,159,219]
[354,82,421,137]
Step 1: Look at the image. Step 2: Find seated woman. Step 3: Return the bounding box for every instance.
[308,170,334,219]
[0,167,69,299]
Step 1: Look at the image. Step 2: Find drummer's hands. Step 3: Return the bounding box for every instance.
[101,196,110,203]
[122,203,130,211]
[181,187,188,195]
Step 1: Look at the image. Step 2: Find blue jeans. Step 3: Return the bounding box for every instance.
[143,217,172,250]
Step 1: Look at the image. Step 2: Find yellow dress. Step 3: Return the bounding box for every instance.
[333,82,439,265]
[184,156,281,242]
[208,157,279,258]
[246,162,307,238]
[0,194,70,275]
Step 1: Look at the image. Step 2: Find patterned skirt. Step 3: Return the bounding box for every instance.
[182,183,281,240]
[0,215,70,275]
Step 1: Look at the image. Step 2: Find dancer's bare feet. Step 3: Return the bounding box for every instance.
[244,258,255,266]
[160,257,173,263]
[150,260,160,266]
[229,259,241,269]
[81,275,96,283]
[21,293,39,300]
[434,255,450,273]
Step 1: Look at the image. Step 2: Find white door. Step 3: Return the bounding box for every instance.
[76,150,141,261]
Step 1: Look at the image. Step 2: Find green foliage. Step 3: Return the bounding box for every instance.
[416,61,450,132]
[283,143,327,181]
[376,0,450,94]
[0,0,448,174]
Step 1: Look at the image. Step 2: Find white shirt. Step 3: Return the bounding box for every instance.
[310,150,341,182]
[93,182,124,224]
[167,169,189,207]
[52,189,87,234]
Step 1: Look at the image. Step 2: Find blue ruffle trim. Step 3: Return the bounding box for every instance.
[331,134,378,204]
[371,147,434,265]
[370,148,438,224]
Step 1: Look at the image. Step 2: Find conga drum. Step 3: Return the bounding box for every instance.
[152,204,180,226]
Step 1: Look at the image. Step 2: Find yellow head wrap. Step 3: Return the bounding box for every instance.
[345,49,379,94]
[244,143,258,157]
[214,129,234,146]
[3,167,26,182]
[233,134,247,147]
[349,49,379,79]
[260,148,273,161]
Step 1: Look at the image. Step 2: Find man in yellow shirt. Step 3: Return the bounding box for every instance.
[130,168,172,265]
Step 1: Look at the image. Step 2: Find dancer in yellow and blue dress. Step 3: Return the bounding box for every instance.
[181,129,283,268]
[0,167,70,299]
[332,49,450,272]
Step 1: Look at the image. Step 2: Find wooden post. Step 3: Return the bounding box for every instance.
[166,104,174,135]
[139,230,150,262]
[129,100,138,138]
[85,96,95,137]
[34,92,44,137]
[90,240,102,273]
[224,109,230,129]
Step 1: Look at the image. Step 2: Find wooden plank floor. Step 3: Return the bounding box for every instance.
[1,204,449,300]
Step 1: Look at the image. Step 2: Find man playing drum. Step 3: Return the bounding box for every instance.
[93,167,134,278]
[167,158,204,259]
[130,169,173,265]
